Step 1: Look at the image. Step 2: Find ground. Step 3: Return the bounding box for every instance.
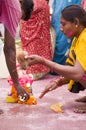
[0,74,86,130]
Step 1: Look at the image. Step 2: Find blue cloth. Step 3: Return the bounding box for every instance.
[51,0,81,65]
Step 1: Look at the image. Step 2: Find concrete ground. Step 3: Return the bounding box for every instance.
[0,74,86,130]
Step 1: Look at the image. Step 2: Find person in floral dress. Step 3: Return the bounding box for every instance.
[20,0,52,80]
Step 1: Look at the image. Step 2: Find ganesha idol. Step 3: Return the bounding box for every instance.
[6,68,37,105]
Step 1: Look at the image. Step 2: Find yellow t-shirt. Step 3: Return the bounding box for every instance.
[66,28,86,91]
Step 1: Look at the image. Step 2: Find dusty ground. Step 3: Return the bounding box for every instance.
[0,74,86,130]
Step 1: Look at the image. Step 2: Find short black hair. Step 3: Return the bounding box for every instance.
[21,0,34,21]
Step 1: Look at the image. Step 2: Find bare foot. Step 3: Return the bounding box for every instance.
[0,109,4,115]
[74,105,86,113]
[75,96,86,103]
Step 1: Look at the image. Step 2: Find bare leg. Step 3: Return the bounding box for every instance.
[74,80,86,113]
[75,80,86,103]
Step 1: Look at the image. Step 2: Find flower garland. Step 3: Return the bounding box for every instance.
[7,72,37,105]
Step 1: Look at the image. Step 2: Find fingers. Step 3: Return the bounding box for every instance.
[24,93,30,100]
[24,55,29,60]
[39,88,51,99]
[19,94,27,102]
[17,87,30,101]
[24,55,35,60]
[19,92,30,102]
[39,93,45,99]
[24,56,33,66]
[39,83,57,99]
[39,91,48,99]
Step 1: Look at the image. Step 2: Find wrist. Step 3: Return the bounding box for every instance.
[53,77,64,86]
[14,82,20,89]
[41,57,46,65]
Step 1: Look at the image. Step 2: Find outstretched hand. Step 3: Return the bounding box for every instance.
[39,80,59,98]
[39,77,69,98]
[25,55,42,66]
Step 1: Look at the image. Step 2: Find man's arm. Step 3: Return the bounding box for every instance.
[4,27,29,100]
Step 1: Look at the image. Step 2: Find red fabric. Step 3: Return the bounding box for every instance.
[20,0,52,74]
